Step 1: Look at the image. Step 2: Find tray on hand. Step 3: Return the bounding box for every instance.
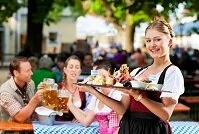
[75,81,171,93]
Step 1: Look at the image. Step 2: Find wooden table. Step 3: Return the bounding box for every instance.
[180,96,199,104]
[184,77,199,84]
[0,121,33,131]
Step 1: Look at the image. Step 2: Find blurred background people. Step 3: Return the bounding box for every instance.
[32,55,56,90]
[127,48,147,70]
[52,53,69,83]
[81,53,93,75]
[28,56,39,71]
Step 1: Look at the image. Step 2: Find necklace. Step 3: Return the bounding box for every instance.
[63,81,77,95]
[68,86,77,95]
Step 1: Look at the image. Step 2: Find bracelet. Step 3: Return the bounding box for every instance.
[136,94,143,102]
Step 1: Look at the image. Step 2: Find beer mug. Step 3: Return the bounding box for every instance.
[56,90,69,113]
[42,78,55,90]
[42,83,58,110]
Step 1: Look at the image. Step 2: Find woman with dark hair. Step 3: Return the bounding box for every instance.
[55,55,86,121]
[67,60,122,134]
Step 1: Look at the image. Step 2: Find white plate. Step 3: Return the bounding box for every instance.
[75,82,171,92]
[130,81,163,91]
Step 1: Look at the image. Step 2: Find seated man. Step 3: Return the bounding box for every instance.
[0,56,43,123]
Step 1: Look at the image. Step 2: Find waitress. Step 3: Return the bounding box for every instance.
[78,17,184,134]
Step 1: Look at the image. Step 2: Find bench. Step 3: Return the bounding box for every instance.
[174,103,190,113]
[171,103,191,121]
[180,96,199,121]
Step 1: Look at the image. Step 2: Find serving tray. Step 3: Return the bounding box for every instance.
[75,81,171,93]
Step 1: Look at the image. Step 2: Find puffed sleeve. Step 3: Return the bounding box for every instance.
[160,66,184,101]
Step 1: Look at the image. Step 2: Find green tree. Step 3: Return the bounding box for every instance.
[183,0,199,19]
[0,0,75,56]
[0,0,22,24]
[0,0,195,54]
[81,0,185,52]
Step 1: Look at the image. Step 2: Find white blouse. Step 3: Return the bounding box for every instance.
[87,89,123,113]
[130,66,184,101]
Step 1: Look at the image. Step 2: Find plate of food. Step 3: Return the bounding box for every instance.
[129,80,163,91]
[75,81,171,93]
[75,82,126,89]
[76,64,171,93]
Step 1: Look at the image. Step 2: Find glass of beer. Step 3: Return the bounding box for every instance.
[42,83,58,110]
[42,78,55,90]
[56,90,69,113]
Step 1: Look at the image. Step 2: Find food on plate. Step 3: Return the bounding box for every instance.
[113,64,129,82]
[122,80,132,87]
[93,75,105,85]
[114,82,123,87]
[81,65,130,87]
[119,64,129,74]
[145,84,158,91]
[142,79,152,83]
[106,76,115,85]
[84,75,96,84]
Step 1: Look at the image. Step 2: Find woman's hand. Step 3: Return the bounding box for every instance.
[72,118,80,123]
[117,73,129,82]
[123,89,142,101]
[67,93,73,108]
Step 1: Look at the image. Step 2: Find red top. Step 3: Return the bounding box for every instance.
[129,90,161,113]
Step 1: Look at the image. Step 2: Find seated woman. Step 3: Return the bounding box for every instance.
[67,60,122,134]
[56,55,87,121]
[38,55,87,121]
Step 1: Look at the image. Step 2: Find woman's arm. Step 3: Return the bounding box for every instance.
[68,103,95,127]
[79,86,130,115]
[67,95,95,127]
[130,66,183,121]
[125,89,176,122]
[140,96,176,121]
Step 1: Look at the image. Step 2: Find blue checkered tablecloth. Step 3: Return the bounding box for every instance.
[170,121,199,134]
[33,121,99,134]
[33,121,199,134]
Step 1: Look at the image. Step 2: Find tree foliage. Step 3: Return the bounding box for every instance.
[183,0,199,19]
[0,0,197,53]
[0,0,24,24]
[45,0,84,25]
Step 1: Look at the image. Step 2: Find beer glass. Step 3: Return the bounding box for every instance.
[42,78,55,90]
[56,90,69,113]
[42,83,58,110]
